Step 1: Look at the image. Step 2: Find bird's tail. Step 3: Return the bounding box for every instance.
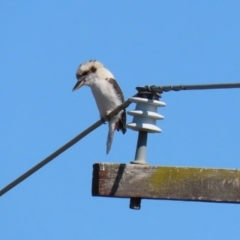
[106,120,116,154]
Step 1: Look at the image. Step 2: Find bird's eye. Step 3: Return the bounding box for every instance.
[82,71,88,76]
[91,66,97,73]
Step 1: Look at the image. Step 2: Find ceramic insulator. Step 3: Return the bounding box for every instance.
[126,97,166,133]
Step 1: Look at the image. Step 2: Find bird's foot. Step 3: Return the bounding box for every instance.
[101,117,107,124]
[105,111,112,121]
[101,111,112,123]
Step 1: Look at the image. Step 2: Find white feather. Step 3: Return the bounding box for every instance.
[75,60,125,154]
[106,120,116,154]
[91,81,122,154]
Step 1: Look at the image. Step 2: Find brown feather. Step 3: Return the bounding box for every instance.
[106,78,127,134]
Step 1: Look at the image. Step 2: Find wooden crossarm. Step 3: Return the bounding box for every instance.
[92,163,240,203]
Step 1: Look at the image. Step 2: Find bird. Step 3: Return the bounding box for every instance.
[72,60,126,154]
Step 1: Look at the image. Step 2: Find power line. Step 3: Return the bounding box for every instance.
[136,82,240,94]
[0,99,131,197]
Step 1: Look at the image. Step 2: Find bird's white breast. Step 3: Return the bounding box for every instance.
[90,78,122,118]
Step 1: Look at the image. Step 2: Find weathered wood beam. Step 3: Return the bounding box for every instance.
[92,163,240,203]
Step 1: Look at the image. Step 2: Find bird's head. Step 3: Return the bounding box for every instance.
[72,60,114,91]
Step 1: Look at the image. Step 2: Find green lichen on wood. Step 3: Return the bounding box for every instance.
[93,163,240,202]
[148,167,240,199]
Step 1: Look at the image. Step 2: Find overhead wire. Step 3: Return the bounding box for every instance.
[0,99,132,197]
[136,82,240,94]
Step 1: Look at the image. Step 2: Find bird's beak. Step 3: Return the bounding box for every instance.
[72,78,85,91]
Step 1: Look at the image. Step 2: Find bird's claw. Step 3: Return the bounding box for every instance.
[105,111,112,121]
[101,111,112,123]
[101,118,107,124]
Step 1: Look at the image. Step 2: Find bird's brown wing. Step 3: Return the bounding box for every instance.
[106,78,127,134]
[106,78,124,102]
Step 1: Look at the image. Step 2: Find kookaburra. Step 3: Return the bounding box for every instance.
[72,60,126,154]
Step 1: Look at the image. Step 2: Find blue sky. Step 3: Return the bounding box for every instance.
[1,1,240,239]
